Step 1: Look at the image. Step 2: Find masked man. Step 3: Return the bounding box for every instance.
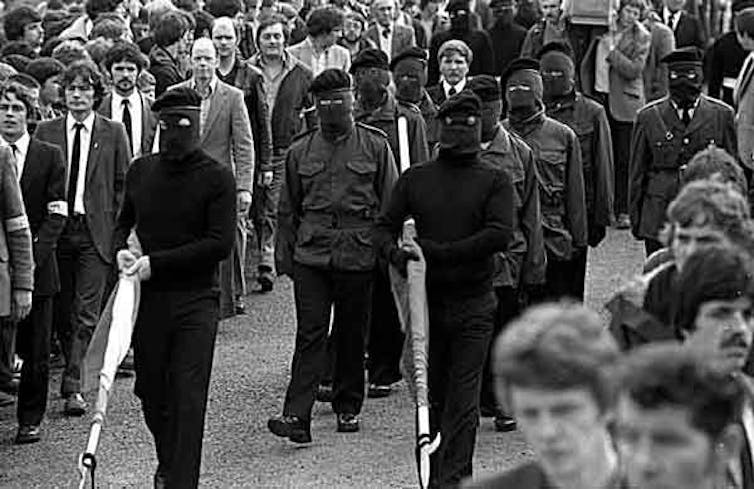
[391,47,440,149]
[375,91,515,488]
[629,46,736,255]
[502,57,587,302]
[112,87,237,489]
[540,42,614,300]
[269,69,398,442]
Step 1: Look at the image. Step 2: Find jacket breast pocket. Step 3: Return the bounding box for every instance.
[536,149,567,211]
[298,160,328,211]
[345,158,379,207]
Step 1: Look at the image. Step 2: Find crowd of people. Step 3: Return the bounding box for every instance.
[3,0,754,487]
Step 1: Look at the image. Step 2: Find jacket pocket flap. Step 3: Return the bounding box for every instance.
[298,160,326,177]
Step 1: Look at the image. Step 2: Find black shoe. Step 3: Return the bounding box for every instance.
[258,271,274,293]
[235,301,246,315]
[2,378,19,394]
[315,384,333,403]
[494,414,517,432]
[63,393,87,416]
[15,425,41,444]
[336,413,360,433]
[367,383,392,399]
[615,213,631,230]
[268,414,312,444]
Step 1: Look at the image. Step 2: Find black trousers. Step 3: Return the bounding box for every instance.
[15,297,54,426]
[531,249,588,303]
[366,263,404,386]
[134,288,219,489]
[609,114,634,216]
[55,219,109,396]
[428,291,496,489]
[284,263,372,419]
[480,286,520,413]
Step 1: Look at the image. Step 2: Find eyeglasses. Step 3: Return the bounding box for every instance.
[0,103,26,113]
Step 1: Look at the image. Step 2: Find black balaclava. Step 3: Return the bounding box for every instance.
[354,68,390,112]
[506,68,544,126]
[448,0,471,33]
[311,69,355,140]
[668,62,704,109]
[393,56,427,104]
[152,87,203,162]
[437,90,482,157]
[540,48,576,106]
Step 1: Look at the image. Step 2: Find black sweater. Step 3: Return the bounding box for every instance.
[113,149,237,291]
[374,153,515,297]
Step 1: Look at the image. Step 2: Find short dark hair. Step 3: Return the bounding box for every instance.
[61,59,105,103]
[52,40,92,66]
[0,81,36,115]
[0,41,38,59]
[3,6,42,42]
[193,9,215,38]
[1,54,31,73]
[306,6,345,38]
[205,0,244,17]
[91,17,128,41]
[104,41,147,71]
[153,10,190,47]
[682,147,748,196]
[255,13,290,45]
[617,343,743,441]
[85,0,124,22]
[25,57,66,84]
[85,38,114,66]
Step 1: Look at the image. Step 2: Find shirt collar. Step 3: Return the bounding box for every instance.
[0,131,30,154]
[442,78,466,94]
[192,76,218,96]
[112,90,142,110]
[66,111,95,132]
[306,36,329,56]
[663,7,681,22]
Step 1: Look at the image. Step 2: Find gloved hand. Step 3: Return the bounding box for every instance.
[588,225,606,248]
[390,247,420,277]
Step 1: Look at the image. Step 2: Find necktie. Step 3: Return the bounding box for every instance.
[68,122,84,213]
[382,27,390,38]
[682,108,691,126]
[10,143,19,176]
[448,87,457,97]
[122,99,133,153]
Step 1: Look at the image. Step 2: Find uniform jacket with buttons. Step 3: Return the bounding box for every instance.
[629,95,736,241]
[276,123,398,274]
[504,112,587,261]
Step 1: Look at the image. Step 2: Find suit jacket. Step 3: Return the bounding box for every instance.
[170,79,255,192]
[736,55,754,170]
[18,139,67,296]
[643,16,675,102]
[34,114,130,264]
[96,91,158,157]
[364,23,416,60]
[672,11,705,49]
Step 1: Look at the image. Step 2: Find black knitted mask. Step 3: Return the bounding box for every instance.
[158,109,201,158]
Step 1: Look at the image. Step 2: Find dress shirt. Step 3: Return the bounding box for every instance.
[254,52,296,124]
[669,96,701,121]
[111,90,143,156]
[663,7,681,31]
[378,22,394,61]
[192,76,218,137]
[66,111,95,215]
[442,78,467,98]
[1,131,30,179]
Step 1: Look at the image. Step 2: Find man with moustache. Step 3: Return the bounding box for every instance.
[427,40,472,106]
[338,12,377,59]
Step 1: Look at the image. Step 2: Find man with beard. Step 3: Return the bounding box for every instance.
[464,303,623,489]
[630,47,737,255]
[391,47,440,148]
[374,91,515,488]
[112,87,236,489]
[468,75,546,432]
[539,42,614,300]
[502,57,587,302]
[349,48,428,398]
[268,69,397,442]
[338,11,377,59]
[427,0,495,85]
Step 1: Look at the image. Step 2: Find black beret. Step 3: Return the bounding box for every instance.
[501,57,541,85]
[390,46,427,70]
[310,68,352,94]
[349,48,389,74]
[437,90,481,119]
[661,47,703,65]
[738,6,754,31]
[537,41,574,61]
[466,75,501,102]
[447,0,470,12]
[152,86,201,112]
[733,0,754,13]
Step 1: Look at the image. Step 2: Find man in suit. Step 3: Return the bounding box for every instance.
[734,7,754,171]
[706,0,751,107]
[287,6,351,77]
[170,38,255,319]
[35,60,131,416]
[426,39,471,106]
[365,0,416,62]
[99,41,159,158]
[463,303,624,489]
[0,83,66,443]
[663,0,705,48]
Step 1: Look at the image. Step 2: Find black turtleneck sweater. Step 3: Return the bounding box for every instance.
[374,151,515,297]
[113,149,237,291]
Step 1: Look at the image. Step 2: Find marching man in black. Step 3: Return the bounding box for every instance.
[112,87,237,489]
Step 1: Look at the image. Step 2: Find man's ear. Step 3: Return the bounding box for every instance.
[715,423,743,467]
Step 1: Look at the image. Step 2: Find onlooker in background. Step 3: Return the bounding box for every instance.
[581,0,650,230]
[52,40,93,66]
[364,0,416,62]
[85,37,116,68]
[8,74,44,133]
[663,0,705,48]
[249,13,314,293]
[734,7,754,172]
[487,0,528,76]
[520,0,571,59]
[26,57,66,120]
[59,0,127,41]
[1,55,32,74]
[1,42,39,60]
[205,0,244,19]
[428,0,494,84]
[416,0,443,47]
[90,17,129,42]
[288,6,351,77]
[34,60,131,416]
[706,0,752,106]
[149,10,192,96]
[0,83,66,444]
[3,6,45,56]
[515,0,541,29]
[643,0,675,102]
[427,39,471,105]
[338,11,377,59]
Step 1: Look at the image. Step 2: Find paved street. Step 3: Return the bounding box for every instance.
[0,229,644,489]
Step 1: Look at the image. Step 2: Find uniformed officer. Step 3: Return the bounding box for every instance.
[269,69,398,442]
[375,91,515,488]
[349,48,430,398]
[629,47,737,255]
[112,87,237,488]
[540,42,615,300]
[468,75,546,432]
[391,46,441,150]
[502,57,588,302]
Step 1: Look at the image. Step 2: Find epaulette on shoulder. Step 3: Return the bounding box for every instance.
[702,94,734,111]
[356,121,389,138]
[641,96,668,112]
[291,127,317,145]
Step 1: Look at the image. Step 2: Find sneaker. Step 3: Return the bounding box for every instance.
[336,413,360,433]
[63,393,87,416]
[268,414,312,444]
[258,270,274,293]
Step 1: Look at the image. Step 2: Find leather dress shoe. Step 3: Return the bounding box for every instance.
[64,393,87,416]
[0,390,15,407]
[268,414,312,444]
[15,425,41,444]
[336,413,360,433]
[258,271,274,293]
[315,383,333,403]
[367,383,392,399]
[494,414,517,432]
